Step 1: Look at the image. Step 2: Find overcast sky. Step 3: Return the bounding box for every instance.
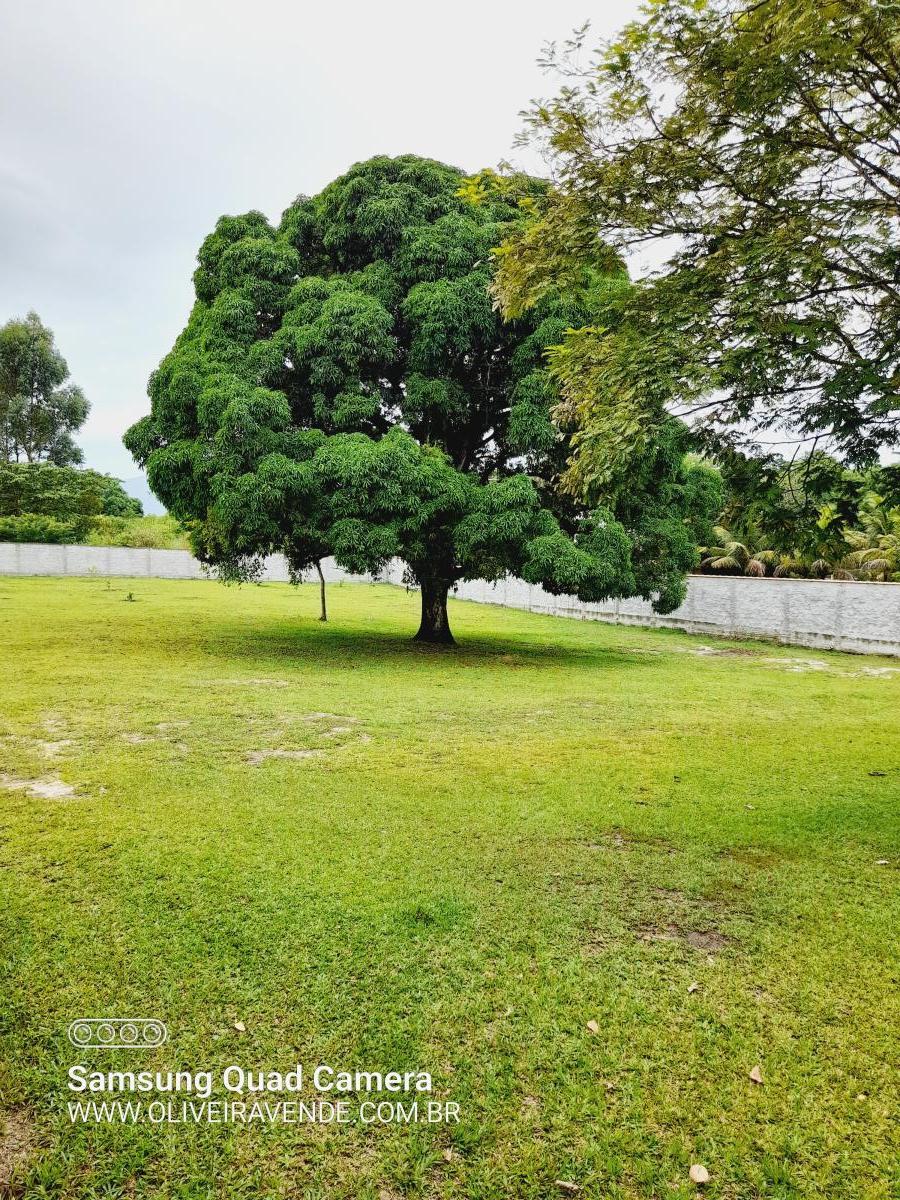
[1,0,640,487]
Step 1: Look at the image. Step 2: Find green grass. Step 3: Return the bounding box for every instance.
[0,577,897,1199]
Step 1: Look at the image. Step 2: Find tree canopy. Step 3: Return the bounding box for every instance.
[484,0,900,492]
[0,311,89,466]
[705,447,900,572]
[125,155,718,642]
[0,462,141,520]
[0,461,142,544]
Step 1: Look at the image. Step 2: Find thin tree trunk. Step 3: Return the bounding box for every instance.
[413,579,454,644]
[316,560,327,621]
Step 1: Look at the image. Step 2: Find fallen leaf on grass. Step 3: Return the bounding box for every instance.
[233,1021,246,1033]
[586,1019,599,1034]
[555,1182,580,1194]
[687,982,699,993]
[689,1163,710,1184]
[749,1065,764,1085]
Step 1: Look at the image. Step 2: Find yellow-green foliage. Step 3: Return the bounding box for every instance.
[486,0,900,477]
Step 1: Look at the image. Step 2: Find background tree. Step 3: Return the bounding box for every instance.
[125,155,716,643]
[0,462,141,521]
[697,452,900,578]
[0,462,142,544]
[486,0,900,493]
[715,450,890,557]
[0,312,89,465]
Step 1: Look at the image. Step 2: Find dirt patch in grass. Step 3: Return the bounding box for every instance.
[599,829,676,854]
[581,934,610,958]
[1,717,77,764]
[682,645,900,678]
[635,885,735,952]
[637,923,730,953]
[763,656,898,677]
[651,886,691,904]
[0,773,76,800]
[637,923,680,944]
[242,713,369,763]
[36,739,73,758]
[685,927,730,952]
[693,644,765,657]
[298,714,367,742]
[121,727,192,754]
[0,1108,34,1191]
[765,656,832,673]
[245,749,323,766]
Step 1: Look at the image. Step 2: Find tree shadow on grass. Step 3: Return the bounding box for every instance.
[202,611,656,675]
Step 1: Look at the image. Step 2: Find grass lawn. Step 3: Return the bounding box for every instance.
[0,576,897,1199]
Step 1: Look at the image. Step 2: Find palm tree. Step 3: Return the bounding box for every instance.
[699,527,886,581]
[842,494,900,581]
[700,527,792,577]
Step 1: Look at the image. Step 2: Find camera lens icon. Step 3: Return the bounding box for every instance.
[67,1018,168,1049]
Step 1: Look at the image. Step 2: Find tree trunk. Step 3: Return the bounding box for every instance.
[316,560,327,622]
[413,579,454,644]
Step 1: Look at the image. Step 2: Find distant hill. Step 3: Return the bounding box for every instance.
[120,474,166,516]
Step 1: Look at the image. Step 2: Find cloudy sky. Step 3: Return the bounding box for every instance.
[1,0,639,493]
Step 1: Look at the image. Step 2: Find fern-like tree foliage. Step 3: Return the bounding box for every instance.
[486,1,900,491]
[124,156,718,642]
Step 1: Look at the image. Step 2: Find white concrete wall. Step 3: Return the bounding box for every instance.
[0,543,370,584]
[445,572,900,657]
[0,542,210,579]
[2,542,899,656]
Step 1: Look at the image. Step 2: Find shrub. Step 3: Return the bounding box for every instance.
[84,515,188,549]
[0,513,83,543]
